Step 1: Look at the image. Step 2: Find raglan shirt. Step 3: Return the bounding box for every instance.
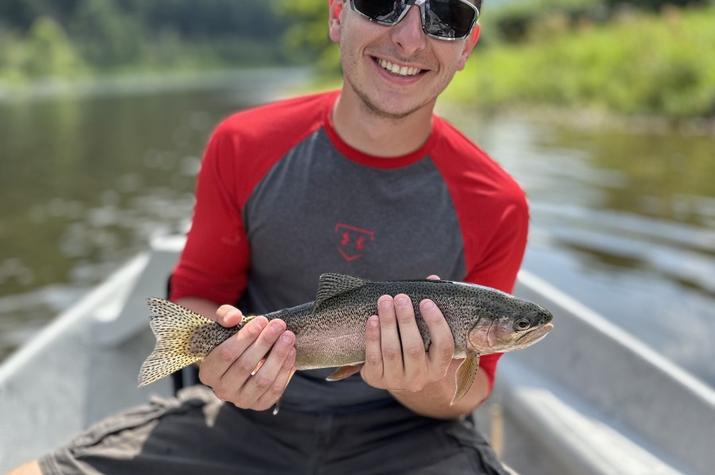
[170,91,529,412]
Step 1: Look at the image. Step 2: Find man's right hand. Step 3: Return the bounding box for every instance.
[198,304,296,411]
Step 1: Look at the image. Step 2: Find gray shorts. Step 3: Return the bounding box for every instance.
[39,386,509,475]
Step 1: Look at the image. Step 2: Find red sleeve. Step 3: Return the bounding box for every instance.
[169,92,335,305]
[431,118,530,391]
[169,128,251,305]
[466,197,529,390]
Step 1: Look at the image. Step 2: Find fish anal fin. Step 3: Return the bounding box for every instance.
[451,351,480,405]
[325,364,363,382]
[315,274,367,309]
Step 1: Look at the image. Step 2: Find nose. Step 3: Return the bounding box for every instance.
[390,6,427,56]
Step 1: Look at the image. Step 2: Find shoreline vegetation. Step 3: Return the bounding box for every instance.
[282,0,715,123]
[446,4,715,120]
[0,0,291,89]
[0,67,311,102]
[2,1,714,124]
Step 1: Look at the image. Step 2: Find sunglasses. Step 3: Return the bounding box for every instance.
[348,0,480,41]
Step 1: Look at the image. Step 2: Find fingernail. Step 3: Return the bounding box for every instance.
[281,332,294,343]
[228,312,242,325]
[368,315,379,327]
[421,299,435,310]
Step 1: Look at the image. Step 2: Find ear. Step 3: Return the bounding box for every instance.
[328,0,345,43]
[456,24,480,70]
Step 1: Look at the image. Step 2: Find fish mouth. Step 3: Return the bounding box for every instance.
[515,323,554,346]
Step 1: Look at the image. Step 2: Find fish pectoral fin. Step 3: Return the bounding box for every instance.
[451,351,480,405]
[326,364,363,382]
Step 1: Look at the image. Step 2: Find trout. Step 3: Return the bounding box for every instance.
[138,273,554,403]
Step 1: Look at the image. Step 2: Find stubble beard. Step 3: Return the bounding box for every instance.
[343,59,435,121]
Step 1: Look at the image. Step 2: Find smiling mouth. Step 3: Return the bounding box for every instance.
[372,56,428,78]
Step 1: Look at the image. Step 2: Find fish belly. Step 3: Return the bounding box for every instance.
[280,301,368,370]
[295,331,366,370]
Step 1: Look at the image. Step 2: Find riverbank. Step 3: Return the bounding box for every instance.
[437,102,715,138]
[447,5,715,119]
[0,67,311,102]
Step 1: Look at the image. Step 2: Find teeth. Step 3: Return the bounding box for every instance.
[378,58,421,77]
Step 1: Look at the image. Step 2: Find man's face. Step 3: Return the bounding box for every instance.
[329,0,480,119]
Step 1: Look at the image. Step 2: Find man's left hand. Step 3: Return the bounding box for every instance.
[360,277,455,393]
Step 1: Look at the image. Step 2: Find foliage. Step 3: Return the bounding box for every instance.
[487,0,709,42]
[0,0,290,82]
[69,0,142,67]
[486,0,605,42]
[278,0,335,69]
[448,6,715,118]
[0,17,86,82]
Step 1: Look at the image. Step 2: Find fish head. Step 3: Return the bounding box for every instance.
[466,300,554,354]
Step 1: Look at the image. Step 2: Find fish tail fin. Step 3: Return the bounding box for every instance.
[137,298,212,387]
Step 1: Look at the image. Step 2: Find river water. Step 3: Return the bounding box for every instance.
[1,71,713,387]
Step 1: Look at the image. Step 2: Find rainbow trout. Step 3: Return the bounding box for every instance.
[138,273,554,403]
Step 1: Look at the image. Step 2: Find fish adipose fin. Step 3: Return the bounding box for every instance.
[137,298,213,387]
[451,350,480,405]
[315,273,367,309]
[326,364,363,381]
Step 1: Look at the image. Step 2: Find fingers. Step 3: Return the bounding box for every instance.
[199,316,268,387]
[219,319,287,396]
[215,304,244,327]
[199,317,297,410]
[420,299,454,377]
[361,315,383,383]
[255,351,297,410]
[238,330,295,405]
[394,294,427,389]
[426,275,441,281]
[377,295,403,382]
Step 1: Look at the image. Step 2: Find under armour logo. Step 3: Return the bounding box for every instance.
[335,223,375,262]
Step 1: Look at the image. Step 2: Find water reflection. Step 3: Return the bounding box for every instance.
[0,70,303,360]
[448,112,715,386]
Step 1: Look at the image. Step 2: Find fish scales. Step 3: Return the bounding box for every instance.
[138,273,554,402]
[273,280,484,369]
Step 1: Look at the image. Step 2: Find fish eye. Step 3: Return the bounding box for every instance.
[514,318,531,331]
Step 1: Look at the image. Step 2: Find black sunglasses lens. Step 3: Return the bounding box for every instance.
[425,0,476,39]
[352,0,405,23]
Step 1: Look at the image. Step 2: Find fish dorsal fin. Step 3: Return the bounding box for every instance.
[315,273,367,309]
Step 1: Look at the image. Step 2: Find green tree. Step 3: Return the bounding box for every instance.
[278,0,336,70]
[22,16,85,78]
[69,0,142,67]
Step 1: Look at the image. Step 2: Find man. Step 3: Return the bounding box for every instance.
[12,1,527,473]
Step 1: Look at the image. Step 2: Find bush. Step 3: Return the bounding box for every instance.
[448,6,715,118]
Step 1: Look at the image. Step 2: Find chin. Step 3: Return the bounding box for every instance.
[360,88,430,120]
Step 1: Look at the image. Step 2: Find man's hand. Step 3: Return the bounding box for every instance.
[360,275,455,393]
[198,305,296,411]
